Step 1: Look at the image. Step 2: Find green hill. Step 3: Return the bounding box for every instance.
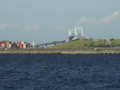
[110,39,120,47]
[48,39,106,49]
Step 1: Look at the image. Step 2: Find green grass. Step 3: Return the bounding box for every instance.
[111,39,120,47]
[48,39,106,49]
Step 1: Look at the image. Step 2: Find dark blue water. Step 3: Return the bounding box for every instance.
[0,54,120,90]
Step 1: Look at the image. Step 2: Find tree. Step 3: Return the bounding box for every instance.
[110,38,114,41]
[84,44,87,46]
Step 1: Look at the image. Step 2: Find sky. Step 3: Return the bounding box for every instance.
[0,0,120,44]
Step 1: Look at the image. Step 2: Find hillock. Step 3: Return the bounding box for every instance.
[48,39,106,49]
[110,39,120,47]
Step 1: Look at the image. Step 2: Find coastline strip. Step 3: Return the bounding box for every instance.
[0,49,120,54]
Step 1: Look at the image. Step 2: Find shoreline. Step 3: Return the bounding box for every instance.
[0,48,120,54]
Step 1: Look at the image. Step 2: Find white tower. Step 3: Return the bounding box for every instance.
[68,29,74,37]
[66,27,83,42]
[33,42,35,48]
[74,27,83,38]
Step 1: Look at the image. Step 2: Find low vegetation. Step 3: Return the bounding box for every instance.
[48,38,120,49]
[110,39,120,47]
[48,39,107,49]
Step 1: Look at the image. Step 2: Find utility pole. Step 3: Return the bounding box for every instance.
[111,42,112,48]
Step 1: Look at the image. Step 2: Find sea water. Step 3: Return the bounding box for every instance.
[0,54,120,90]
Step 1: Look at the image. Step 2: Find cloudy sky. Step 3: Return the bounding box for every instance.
[0,0,120,44]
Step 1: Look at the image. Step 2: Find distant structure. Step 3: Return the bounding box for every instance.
[68,29,74,37]
[0,41,31,49]
[33,42,35,48]
[66,27,84,42]
[74,27,83,37]
[35,27,84,48]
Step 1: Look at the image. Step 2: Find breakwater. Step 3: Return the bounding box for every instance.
[0,48,120,54]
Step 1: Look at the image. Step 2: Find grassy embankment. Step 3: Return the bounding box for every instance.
[110,39,120,47]
[48,39,107,49]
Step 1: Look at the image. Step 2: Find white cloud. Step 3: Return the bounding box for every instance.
[76,10,120,24]
[56,26,66,30]
[56,26,62,29]
[75,17,91,24]
[96,11,120,24]
[22,24,40,31]
[0,23,14,29]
